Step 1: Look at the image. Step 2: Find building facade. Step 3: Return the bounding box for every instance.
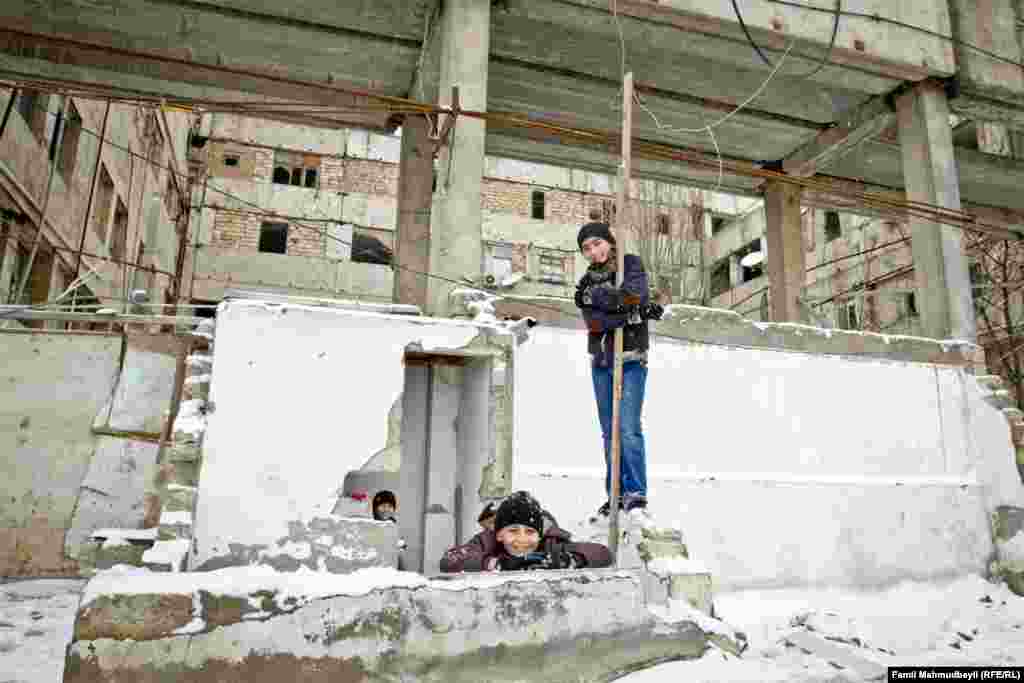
[184,113,757,307]
[0,88,191,324]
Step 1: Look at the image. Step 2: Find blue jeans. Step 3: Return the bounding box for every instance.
[591,360,648,500]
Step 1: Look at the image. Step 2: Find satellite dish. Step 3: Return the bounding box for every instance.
[740,251,764,268]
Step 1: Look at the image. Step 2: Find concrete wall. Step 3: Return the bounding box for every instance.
[511,318,1022,591]
[192,300,513,572]
[0,331,121,575]
[0,330,182,576]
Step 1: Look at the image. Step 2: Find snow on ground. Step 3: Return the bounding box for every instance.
[624,574,1024,681]
[3,573,1024,682]
[0,579,84,683]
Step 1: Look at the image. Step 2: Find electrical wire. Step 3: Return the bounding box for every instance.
[729,0,841,80]
[731,0,775,68]
[5,95,984,354]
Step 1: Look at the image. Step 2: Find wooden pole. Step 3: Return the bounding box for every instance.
[608,72,633,561]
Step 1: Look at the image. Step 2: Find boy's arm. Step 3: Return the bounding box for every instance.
[566,541,614,569]
[439,531,494,573]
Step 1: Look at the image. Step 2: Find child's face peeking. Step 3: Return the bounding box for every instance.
[496,524,540,556]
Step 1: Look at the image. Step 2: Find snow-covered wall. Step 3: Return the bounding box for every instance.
[514,325,1023,590]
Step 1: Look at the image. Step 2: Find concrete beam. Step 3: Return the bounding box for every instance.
[896,81,976,342]
[528,0,935,90]
[948,0,1024,98]
[763,179,806,323]
[426,0,490,316]
[783,95,896,177]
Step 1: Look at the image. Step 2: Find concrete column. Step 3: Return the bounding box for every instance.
[763,180,806,323]
[397,364,429,574]
[896,82,976,341]
[425,0,491,317]
[393,115,433,309]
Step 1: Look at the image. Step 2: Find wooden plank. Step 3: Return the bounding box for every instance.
[609,71,633,561]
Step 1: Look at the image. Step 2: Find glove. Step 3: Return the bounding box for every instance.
[574,284,591,309]
[498,553,548,571]
[544,544,583,570]
[642,302,664,320]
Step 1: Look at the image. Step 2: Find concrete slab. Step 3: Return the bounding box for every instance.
[65,568,733,683]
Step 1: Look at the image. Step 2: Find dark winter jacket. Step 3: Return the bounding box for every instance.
[576,254,650,368]
[439,526,613,573]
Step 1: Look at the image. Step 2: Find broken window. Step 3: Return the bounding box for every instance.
[272,166,291,184]
[111,198,128,262]
[16,90,46,138]
[824,211,841,242]
[531,190,546,220]
[352,228,393,265]
[709,259,731,298]
[258,221,289,254]
[537,251,568,284]
[48,106,63,163]
[58,104,82,177]
[273,150,320,189]
[656,214,671,235]
[736,239,764,283]
[223,154,240,167]
[838,301,858,330]
[905,291,918,318]
[92,165,115,246]
[711,216,726,235]
[485,243,513,283]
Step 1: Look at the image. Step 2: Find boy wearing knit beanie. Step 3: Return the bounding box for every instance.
[574,222,662,520]
[440,491,612,573]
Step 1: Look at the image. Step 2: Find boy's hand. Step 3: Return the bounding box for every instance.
[498,553,548,571]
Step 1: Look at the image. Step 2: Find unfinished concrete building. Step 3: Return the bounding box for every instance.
[0,88,192,320]
[185,111,756,305]
[3,1,1024,679]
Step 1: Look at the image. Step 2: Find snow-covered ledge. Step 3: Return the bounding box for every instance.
[65,566,743,683]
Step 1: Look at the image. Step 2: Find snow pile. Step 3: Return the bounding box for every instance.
[142,540,191,572]
[646,556,710,576]
[624,573,1024,681]
[173,399,207,440]
[997,530,1024,570]
[0,579,86,683]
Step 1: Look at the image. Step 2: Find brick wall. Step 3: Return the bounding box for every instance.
[340,159,399,196]
[210,210,325,257]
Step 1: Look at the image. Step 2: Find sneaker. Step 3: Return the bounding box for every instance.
[623,497,647,513]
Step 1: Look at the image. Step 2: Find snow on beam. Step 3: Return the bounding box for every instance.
[66,567,742,683]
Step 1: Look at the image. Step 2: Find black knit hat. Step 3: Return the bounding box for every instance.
[494,491,544,534]
[372,490,396,512]
[577,222,616,251]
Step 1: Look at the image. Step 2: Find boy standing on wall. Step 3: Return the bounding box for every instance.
[574,222,661,520]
